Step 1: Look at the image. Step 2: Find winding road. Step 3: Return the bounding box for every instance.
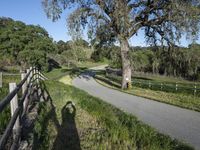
[72,70,200,149]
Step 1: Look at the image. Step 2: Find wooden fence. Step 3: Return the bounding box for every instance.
[0,72,2,88]
[104,73,200,96]
[0,67,47,150]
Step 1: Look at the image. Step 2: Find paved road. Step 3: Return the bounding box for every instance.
[73,74,200,149]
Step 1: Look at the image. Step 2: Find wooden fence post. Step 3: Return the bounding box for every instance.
[33,67,35,81]
[194,83,197,96]
[26,69,30,83]
[0,72,2,88]
[29,67,33,86]
[21,73,28,113]
[29,67,33,76]
[176,82,178,91]
[9,83,20,139]
[149,82,151,89]
[37,70,43,102]
[32,67,36,81]
[36,69,39,84]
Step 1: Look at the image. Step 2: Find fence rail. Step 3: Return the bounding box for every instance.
[105,74,200,96]
[0,67,47,150]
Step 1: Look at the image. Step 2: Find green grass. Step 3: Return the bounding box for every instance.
[95,74,200,112]
[45,61,107,80]
[32,78,193,149]
[44,68,70,80]
[133,72,200,85]
[58,75,73,85]
[76,61,107,68]
[44,67,88,80]
[0,74,20,134]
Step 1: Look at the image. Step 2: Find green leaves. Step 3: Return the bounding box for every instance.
[0,17,56,71]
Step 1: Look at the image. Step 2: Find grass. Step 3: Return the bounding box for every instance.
[133,72,200,85]
[33,79,193,149]
[44,68,71,80]
[0,64,195,149]
[58,75,72,85]
[45,60,107,80]
[76,61,107,68]
[95,74,200,112]
[0,74,20,134]
[45,67,88,80]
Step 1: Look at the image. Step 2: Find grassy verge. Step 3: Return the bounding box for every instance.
[95,75,200,112]
[33,79,193,149]
[133,73,199,85]
[76,61,107,68]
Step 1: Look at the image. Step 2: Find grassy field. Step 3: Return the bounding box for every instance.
[133,72,200,85]
[95,74,200,112]
[0,74,20,134]
[32,78,193,149]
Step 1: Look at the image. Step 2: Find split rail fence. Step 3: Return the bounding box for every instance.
[105,73,200,96]
[0,67,47,150]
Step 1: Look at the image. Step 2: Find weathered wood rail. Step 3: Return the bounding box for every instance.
[0,67,47,150]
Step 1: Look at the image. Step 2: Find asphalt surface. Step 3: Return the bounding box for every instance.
[72,73,200,149]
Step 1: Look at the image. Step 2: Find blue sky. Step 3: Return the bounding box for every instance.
[0,0,199,47]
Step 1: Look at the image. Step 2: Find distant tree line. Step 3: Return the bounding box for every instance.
[92,44,200,81]
[1,17,199,81]
[0,17,56,71]
[0,17,92,71]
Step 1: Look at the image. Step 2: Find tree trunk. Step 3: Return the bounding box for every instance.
[120,38,131,89]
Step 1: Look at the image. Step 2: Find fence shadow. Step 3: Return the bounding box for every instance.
[30,80,60,150]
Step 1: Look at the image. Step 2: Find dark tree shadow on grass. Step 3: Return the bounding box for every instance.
[31,81,60,150]
[53,101,81,150]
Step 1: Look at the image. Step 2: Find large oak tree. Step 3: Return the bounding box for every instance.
[42,0,200,89]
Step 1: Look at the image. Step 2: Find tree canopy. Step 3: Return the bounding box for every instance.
[0,17,56,70]
[43,0,200,44]
[43,0,200,89]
